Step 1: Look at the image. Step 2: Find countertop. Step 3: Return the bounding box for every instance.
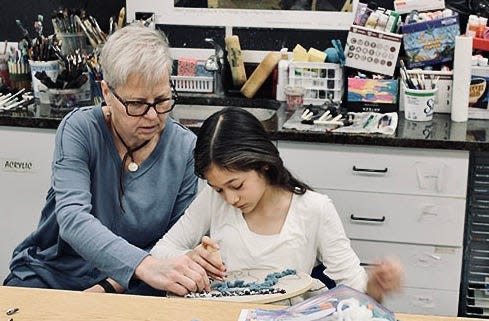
[1,95,489,152]
[0,286,484,321]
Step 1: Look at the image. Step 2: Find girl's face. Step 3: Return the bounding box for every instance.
[205,163,269,214]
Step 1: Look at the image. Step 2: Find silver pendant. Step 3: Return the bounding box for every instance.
[128,162,139,172]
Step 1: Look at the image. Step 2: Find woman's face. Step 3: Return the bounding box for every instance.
[205,163,269,214]
[102,72,172,145]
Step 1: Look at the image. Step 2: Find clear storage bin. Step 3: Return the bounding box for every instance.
[170,75,214,93]
[288,62,343,106]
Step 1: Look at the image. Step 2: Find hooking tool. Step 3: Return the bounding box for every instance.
[6,307,19,315]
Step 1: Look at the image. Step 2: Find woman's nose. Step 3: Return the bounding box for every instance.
[144,106,159,119]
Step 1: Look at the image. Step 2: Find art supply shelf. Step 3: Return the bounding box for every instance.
[170,75,214,93]
[288,62,343,106]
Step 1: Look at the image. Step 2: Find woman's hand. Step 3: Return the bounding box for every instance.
[135,255,210,296]
[186,236,227,281]
[366,258,403,302]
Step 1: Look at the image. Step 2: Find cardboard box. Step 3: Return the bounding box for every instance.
[346,78,399,113]
[344,25,402,77]
[401,14,460,68]
[469,66,489,119]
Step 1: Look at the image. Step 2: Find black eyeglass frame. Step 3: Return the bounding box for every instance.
[108,81,179,117]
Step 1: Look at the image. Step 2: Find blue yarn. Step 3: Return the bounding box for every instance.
[325,47,340,63]
[211,269,297,292]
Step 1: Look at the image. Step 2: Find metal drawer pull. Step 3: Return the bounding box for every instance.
[352,166,388,173]
[350,214,386,222]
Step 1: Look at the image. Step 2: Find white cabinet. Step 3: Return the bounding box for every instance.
[0,126,56,281]
[278,141,469,316]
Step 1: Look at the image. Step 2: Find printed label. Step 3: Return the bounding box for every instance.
[0,158,38,173]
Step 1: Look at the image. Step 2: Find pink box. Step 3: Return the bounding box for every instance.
[177,57,198,77]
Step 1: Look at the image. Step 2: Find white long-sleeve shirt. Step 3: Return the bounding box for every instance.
[151,186,367,291]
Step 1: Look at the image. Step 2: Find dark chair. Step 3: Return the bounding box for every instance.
[310,263,336,289]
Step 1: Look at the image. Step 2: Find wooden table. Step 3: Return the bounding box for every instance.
[0,286,483,321]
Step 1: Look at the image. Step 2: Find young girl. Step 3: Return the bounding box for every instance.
[151,107,401,302]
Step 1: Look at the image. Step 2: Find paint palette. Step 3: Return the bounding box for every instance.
[344,25,402,76]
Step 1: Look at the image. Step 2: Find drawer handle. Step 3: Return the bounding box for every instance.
[352,166,388,173]
[350,214,386,222]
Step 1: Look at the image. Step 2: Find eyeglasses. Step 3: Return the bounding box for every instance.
[108,81,179,117]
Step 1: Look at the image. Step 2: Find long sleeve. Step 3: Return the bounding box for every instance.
[316,195,368,292]
[52,114,148,288]
[151,186,213,259]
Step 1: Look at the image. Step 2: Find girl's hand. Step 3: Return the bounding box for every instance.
[186,236,227,280]
[366,258,403,302]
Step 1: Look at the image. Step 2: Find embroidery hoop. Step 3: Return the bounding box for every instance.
[174,268,313,304]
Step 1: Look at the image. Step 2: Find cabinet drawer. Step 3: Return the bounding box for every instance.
[351,240,462,291]
[385,287,459,316]
[278,141,469,197]
[324,189,466,246]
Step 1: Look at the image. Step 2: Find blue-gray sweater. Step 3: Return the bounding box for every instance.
[8,105,197,290]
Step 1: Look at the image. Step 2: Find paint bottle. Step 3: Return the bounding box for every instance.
[467,15,479,37]
[276,48,289,101]
[385,11,400,33]
[357,1,378,27]
[354,3,368,25]
[477,17,488,38]
[365,11,380,29]
[375,12,389,31]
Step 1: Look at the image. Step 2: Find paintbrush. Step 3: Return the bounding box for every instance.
[117,7,126,30]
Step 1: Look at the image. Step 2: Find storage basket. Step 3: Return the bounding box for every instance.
[170,75,214,93]
[288,62,343,105]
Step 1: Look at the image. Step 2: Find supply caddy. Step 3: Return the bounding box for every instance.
[288,62,343,106]
[170,75,214,93]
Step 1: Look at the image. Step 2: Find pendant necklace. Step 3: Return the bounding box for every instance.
[113,127,150,172]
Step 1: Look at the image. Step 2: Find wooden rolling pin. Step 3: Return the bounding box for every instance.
[225,35,247,87]
[240,52,281,98]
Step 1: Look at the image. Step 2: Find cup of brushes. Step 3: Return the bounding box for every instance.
[36,67,88,111]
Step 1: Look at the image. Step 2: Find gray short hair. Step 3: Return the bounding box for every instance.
[100,24,172,88]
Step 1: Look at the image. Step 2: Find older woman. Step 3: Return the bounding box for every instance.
[3,25,209,296]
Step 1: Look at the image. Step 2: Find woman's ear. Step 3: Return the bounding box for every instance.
[100,80,111,102]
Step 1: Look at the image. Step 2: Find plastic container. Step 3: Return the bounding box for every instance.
[29,60,60,99]
[170,75,213,93]
[401,86,437,121]
[288,62,343,105]
[57,33,90,54]
[0,54,10,87]
[40,88,84,113]
[276,48,289,101]
[284,86,304,111]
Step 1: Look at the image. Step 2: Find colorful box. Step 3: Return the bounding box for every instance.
[346,77,399,113]
[401,14,460,68]
[177,57,198,77]
[344,25,403,77]
[469,66,489,119]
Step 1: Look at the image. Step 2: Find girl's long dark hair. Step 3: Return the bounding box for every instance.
[194,107,311,194]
